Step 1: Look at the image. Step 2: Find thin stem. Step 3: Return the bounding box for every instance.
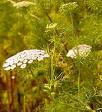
[78,71,80,112]
[51,51,54,81]
[23,95,26,112]
[45,11,53,23]
[44,10,56,81]
[69,12,75,37]
[45,11,60,36]
[6,73,12,112]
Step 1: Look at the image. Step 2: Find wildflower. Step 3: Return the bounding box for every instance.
[46,23,57,29]
[8,0,34,8]
[61,2,77,8]
[60,2,78,12]
[66,44,92,59]
[3,49,49,71]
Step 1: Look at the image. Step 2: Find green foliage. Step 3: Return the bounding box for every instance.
[0,0,102,112]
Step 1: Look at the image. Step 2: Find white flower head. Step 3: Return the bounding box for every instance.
[60,2,78,12]
[8,0,35,8]
[66,44,92,59]
[3,49,49,71]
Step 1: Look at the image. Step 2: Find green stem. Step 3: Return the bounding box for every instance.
[69,12,75,37]
[23,95,26,112]
[51,51,54,81]
[78,71,80,112]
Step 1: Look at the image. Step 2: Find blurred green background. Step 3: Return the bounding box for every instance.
[0,0,102,112]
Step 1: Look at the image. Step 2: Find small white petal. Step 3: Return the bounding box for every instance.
[66,49,77,58]
[20,64,26,69]
[12,55,19,64]
[18,52,27,60]
[5,56,14,63]
[43,54,49,58]
[17,62,22,66]
[23,59,28,64]
[37,57,44,61]
[4,66,11,71]
[19,58,24,62]
[31,56,37,60]
[3,62,10,68]
[8,59,14,65]
[10,64,16,70]
[28,60,33,64]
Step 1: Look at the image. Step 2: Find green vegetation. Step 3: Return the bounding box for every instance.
[0,0,102,112]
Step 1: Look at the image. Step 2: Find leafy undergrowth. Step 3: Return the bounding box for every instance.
[0,0,102,112]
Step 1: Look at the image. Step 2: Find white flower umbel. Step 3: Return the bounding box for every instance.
[66,44,92,59]
[3,49,49,71]
[7,0,34,8]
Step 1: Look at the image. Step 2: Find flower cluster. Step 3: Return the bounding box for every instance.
[46,23,57,29]
[8,0,34,8]
[3,49,49,71]
[60,2,78,12]
[66,44,92,59]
